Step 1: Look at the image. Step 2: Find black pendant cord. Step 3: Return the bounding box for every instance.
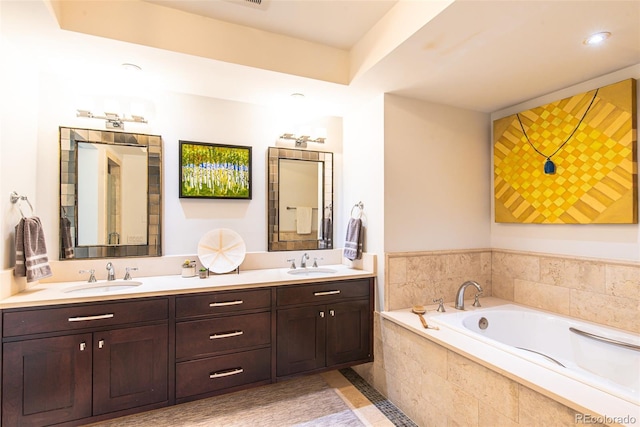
[516,88,599,174]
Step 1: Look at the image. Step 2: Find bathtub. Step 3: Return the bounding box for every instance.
[431,303,639,405]
[381,298,640,426]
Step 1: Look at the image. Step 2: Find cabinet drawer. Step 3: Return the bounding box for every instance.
[176,347,271,399]
[3,299,168,337]
[277,279,370,306]
[176,312,271,359]
[176,288,271,319]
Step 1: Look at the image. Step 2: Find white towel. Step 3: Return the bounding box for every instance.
[15,217,53,282]
[296,207,313,234]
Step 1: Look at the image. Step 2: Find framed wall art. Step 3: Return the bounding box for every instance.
[493,78,637,224]
[179,140,252,199]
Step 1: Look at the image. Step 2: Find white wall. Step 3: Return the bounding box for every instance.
[0,7,40,270]
[490,65,640,262]
[343,95,385,309]
[383,94,491,252]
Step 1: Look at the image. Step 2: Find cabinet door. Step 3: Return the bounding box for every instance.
[326,300,371,367]
[276,306,326,377]
[2,334,92,426]
[93,323,168,415]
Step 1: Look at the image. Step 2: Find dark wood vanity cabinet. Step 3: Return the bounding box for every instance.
[174,288,272,403]
[0,276,374,425]
[3,333,93,426]
[276,278,373,378]
[1,298,169,426]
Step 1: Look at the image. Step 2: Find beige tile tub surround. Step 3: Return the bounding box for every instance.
[365,248,639,426]
[386,249,640,334]
[492,249,640,334]
[385,249,492,311]
[355,314,608,427]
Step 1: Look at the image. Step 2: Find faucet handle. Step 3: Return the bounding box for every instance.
[123,267,138,280]
[313,257,323,268]
[433,297,446,312]
[473,292,483,307]
[286,259,296,269]
[79,269,96,283]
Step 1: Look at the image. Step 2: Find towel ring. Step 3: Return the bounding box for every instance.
[10,191,34,218]
[350,201,364,219]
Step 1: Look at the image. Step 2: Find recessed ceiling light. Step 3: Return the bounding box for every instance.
[583,32,611,45]
[290,93,305,99]
[121,63,142,71]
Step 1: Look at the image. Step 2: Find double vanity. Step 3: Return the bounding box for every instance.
[0,265,375,426]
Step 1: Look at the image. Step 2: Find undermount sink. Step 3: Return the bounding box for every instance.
[63,281,143,294]
[287,267,337,276]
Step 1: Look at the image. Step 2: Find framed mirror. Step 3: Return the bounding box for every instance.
[268,147,333,251]
[59,127,162,260]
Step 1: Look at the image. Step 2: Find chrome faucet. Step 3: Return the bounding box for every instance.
[79,269,96,283]
[106,262,115,281]
[300,253,309,268]
[123,267,138,280]
[455,280,483,310]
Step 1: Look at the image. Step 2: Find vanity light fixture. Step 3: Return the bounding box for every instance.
[279,133,326,148]
[583,31,611,45]
[76,109,147,130]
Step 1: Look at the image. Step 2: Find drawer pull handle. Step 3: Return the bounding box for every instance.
[210,330,244,340]
[209,368,244,379]
[209,300,243,307]
[314,290,340,296]
[68,313,114,322]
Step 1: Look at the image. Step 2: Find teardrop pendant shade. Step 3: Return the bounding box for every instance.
[544,158,556,175]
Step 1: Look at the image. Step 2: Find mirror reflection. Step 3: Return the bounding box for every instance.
[77,142,148,246]
[268,147,332,251]
[60,127,162,260]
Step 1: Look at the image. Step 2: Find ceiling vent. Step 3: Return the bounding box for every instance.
[222,0,270,10]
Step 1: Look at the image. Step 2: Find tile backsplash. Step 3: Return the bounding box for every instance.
[492,249,639,334]
[386,248,639,333]
[385,249,492,312]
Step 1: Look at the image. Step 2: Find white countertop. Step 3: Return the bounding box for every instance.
[0,264,374,309]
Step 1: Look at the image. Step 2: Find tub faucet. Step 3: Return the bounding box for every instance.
[106,262,115,281]
[455,280,483,310]
[300,253,309,268]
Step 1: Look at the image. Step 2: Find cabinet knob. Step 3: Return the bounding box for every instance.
[80,342,86,351]
[98,339,105,349]
[319,311,325,318]
[330,310,335,317]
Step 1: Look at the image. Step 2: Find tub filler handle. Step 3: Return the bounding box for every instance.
[569,327,640,352]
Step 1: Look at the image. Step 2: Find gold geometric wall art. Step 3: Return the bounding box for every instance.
[494,78,637,224]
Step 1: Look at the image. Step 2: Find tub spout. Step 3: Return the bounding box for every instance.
[455,280,483,310]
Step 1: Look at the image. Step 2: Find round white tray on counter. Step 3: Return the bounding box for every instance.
[197,228,246,274]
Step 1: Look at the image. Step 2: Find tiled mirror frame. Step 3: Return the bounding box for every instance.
[59,127,162,260]
[267,147,333,251]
